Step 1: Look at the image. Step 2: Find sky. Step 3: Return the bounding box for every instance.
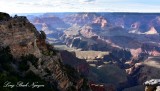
[1,0,160,14]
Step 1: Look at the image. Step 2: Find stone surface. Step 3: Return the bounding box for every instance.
[144,79,160,91]
[0,13,89,91]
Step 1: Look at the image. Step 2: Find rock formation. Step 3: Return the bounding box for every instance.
[144,79,160,91]
[27,12,160,91]
[0,12,90,91]
[63,13,108,28]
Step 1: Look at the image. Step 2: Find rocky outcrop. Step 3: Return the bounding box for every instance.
[87,63,128,90]
[63,13,108,28]
[27,12,160,91]
[0,12,90,91]
[138,57,160,83]
[63,13,96,26]
[0,15,41,58]
[29,13,160,58]
[144,79,160,91]
[92,16,107,28]
[145,26,158,35]
[0,12,11,20]
[60,50,89,75]
[30,55,75,90]
[104,13,160,33]
[141,43,160,56]
[29,15,69,41]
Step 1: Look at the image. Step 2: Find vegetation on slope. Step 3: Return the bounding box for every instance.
[0,47,59,91]
[0,12,10,20]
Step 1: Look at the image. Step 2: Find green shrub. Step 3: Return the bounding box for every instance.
[44,68,51,75]
[0,12,10,20]
[40,31,46,39]
[0,46,13,63]
[20,54,38,70]
[42,50,54,56]
[2,63,14,72]
[19,60,29,71]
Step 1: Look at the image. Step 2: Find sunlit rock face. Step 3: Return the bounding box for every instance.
[145,26,158,35]
[60,50,89,75]
[0,12,90,91]
[0,15,41,58]
[28,12,160,91]
[144,79,160,91]
[63,13,108,28]
[60,13,160,59]
[133,57,160,85]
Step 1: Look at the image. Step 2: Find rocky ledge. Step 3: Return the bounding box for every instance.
[144,79,160,91]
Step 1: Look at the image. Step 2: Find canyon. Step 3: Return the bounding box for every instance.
[0,12,90,91]
[28,12,160,91]
[0,12,160,91]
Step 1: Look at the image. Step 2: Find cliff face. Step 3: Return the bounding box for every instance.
[61,13,160,60]
[60,50,89,75]
[30,13,160,59]
[63,13,108,28]
[27,12,160,91]
[0,15,41,58]
[0,12,89,91]
[30,16,69,30]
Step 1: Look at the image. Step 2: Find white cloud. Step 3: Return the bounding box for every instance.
[0,0,160,14]
[79,0,95,3]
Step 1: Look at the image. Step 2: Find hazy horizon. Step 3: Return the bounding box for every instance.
[1,0,160,14]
